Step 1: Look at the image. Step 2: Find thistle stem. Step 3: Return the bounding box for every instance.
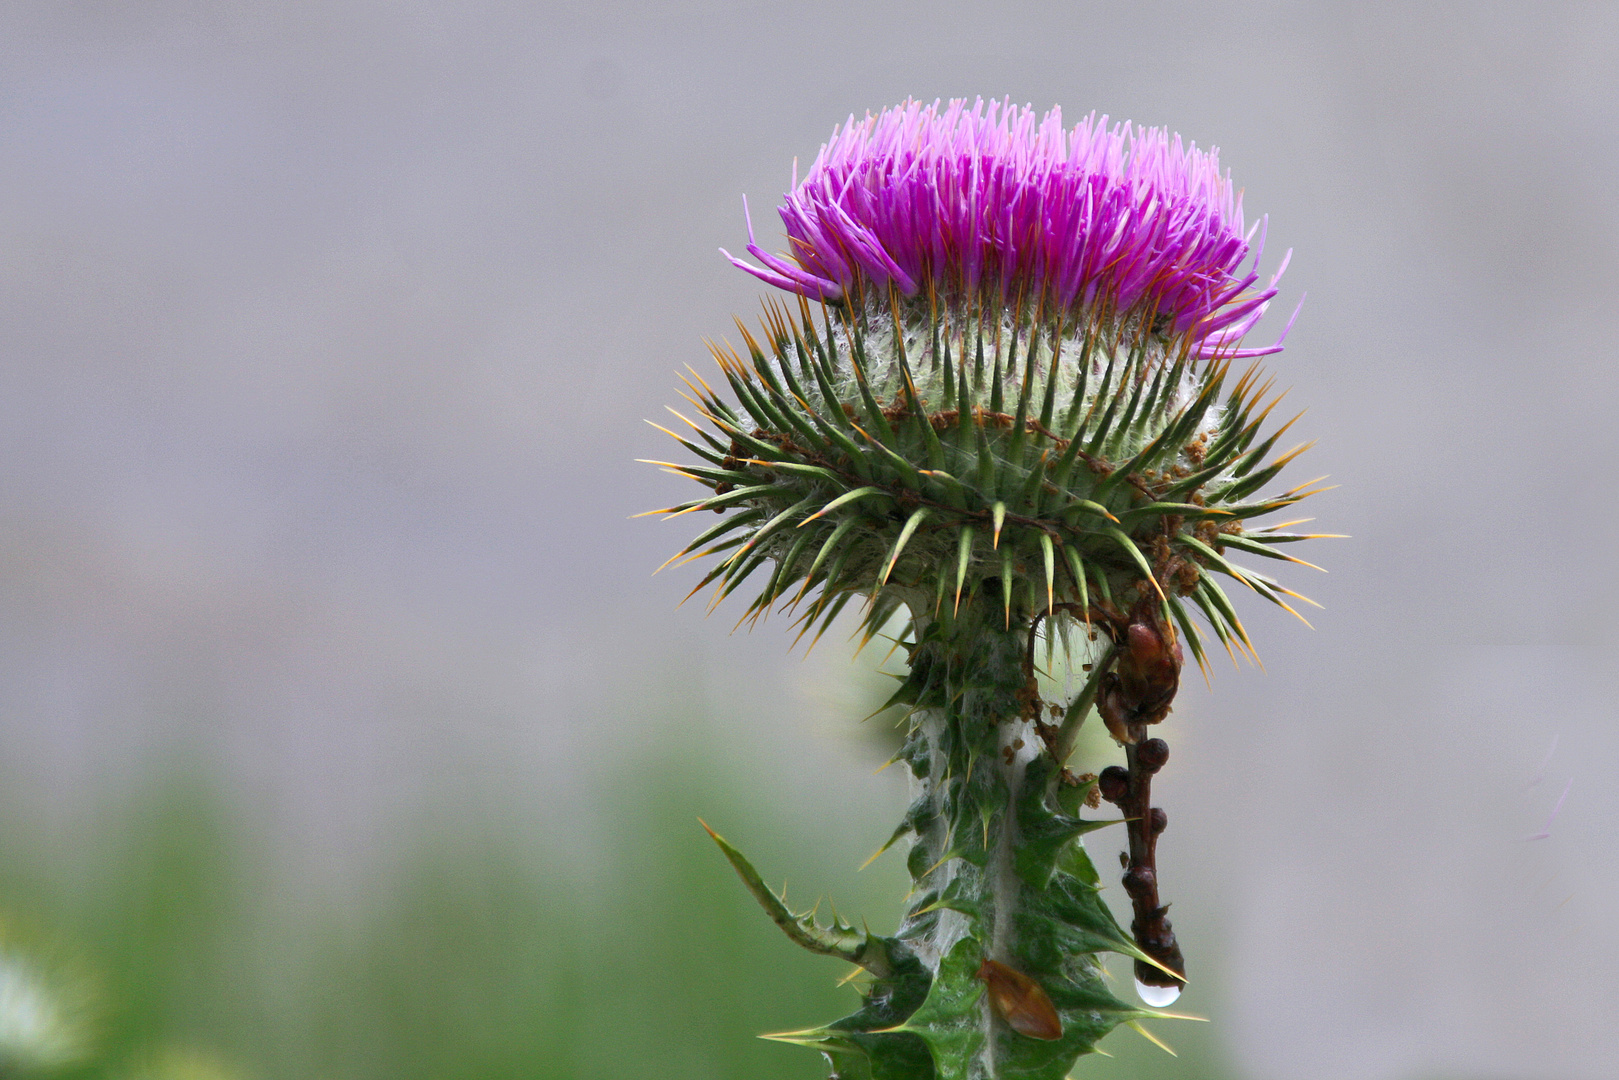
[845,598,1156,1076]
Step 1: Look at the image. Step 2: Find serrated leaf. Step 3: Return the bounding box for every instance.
[699,819,894,977]
[890,936,985,1080]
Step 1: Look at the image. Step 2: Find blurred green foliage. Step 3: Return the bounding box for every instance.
[0,714,1238,1079]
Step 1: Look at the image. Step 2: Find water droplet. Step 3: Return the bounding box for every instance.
[1134,977,1181,1007]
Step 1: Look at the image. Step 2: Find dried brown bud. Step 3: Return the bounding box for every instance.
[1123,864,1156,897]
[1137,738,1169,771]
[1098,766,1129,804]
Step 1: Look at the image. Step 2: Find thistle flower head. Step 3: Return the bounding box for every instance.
[652,100,1324,669]
[725,98,1292,360]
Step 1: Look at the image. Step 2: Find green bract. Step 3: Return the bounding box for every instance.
[650,295,1322,667]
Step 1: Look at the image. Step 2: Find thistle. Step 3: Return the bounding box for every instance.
[646,98,1329,1080]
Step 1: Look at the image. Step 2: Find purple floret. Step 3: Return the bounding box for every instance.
[723,98,1297,359]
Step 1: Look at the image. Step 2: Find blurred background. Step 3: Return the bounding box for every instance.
[0,1,1614,1077]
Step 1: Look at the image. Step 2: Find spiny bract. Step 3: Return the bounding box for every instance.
[650,290,1324,670]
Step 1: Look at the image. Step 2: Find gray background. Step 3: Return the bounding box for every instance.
[2,1,1615,1077]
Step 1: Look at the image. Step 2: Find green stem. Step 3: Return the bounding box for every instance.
[709,599,1184,1079]
[827,600,1167,1078]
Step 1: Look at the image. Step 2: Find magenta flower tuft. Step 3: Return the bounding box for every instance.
[724,98,1297,358]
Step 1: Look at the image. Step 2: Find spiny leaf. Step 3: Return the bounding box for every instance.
[886,936,985,1080]
[699,819,894,978]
